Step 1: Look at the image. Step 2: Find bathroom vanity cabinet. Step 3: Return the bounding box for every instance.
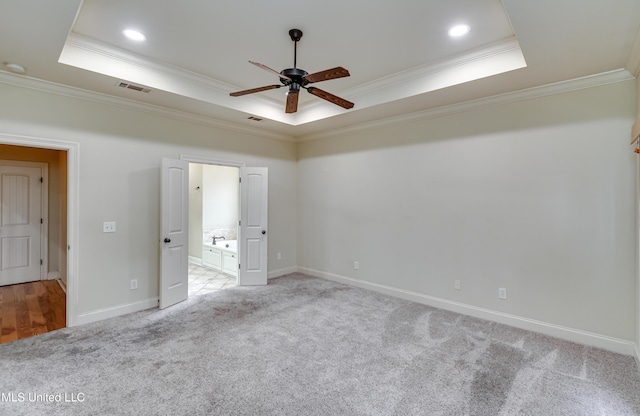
[222,251,238,276]
[202,244,238,277]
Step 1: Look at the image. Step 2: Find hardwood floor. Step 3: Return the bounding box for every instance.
[0,280,66,344]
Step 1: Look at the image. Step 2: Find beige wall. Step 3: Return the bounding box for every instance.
[0,82,298,319]
[0,144,68,283]
[298,80,637,341]
[0,75,637,351]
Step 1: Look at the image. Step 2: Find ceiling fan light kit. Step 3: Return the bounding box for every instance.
[230,29,354,114]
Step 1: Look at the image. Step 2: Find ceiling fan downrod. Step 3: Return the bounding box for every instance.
[289,29,303,69]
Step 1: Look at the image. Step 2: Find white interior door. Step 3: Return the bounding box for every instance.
[239,167,268,286]
[160,158,189,309]
[0,164,43,286]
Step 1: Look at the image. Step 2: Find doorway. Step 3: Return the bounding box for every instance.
[0,161,48,286]
[187,163,240,297]
[0,143,69,342]
[160,157,268,309]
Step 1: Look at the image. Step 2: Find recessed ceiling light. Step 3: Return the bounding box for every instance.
[123,29,146,42]
[5,62,26,74]
[448,24,470,38]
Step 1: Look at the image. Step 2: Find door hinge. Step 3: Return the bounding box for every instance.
[40,177,43,183]
[239,177,241,183]
[238,220,241,226]
[40,218,43,224]
[40,259,43,265]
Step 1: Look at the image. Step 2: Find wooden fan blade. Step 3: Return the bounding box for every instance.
[230,85,281,97]
[303,67,350,84]
[249,61,292,80]
[285,90,299,113]
[307,87,354,109]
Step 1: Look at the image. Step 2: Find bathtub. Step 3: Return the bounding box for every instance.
[204,239,237,253]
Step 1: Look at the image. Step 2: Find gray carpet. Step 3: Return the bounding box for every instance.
[1,273,639,415]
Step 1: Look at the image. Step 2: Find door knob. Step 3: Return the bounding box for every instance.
[164,238,171,243]
[262,230,266,235]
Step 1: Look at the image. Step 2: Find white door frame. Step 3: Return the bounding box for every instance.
[0,133,79,327]
[0,159,49,282]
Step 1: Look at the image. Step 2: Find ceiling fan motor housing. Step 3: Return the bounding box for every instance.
[280,67,309,87]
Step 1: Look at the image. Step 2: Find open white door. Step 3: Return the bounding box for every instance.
[239,167,268,286]
[159,158,189,309]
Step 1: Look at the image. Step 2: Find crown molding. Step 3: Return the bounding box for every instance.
[60,33,526,127]
[0,70,296,142]
[1,66,632,146]
[300,69,635,142]
[296,37,526,125]
[64,33,235,95]
[349,37,523,99]
[626,25,640,77]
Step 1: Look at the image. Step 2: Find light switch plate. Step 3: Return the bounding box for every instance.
[103,221,116,233]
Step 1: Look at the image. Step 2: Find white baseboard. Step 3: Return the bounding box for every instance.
[75,298,158,326]
[268,266,298,279]
[298,267,637,357]
[188,256,202,266]
[56,278,67,294]
[635,344,640,369]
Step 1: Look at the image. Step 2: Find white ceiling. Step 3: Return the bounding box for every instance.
[1,0,639,140]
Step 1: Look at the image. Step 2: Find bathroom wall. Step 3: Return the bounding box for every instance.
[189,163,239,258]
[188,163,204,258]
[202,164,239,240]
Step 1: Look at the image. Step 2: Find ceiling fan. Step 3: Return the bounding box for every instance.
[229,29,354,114]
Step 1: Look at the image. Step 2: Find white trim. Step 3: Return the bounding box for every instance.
[180,155,246,168]
[0,133,80,327]
[188,255,203,266]
[300,69,635,142]
[0,71,296,143]
[268,266,298,279]
[626,24,640,77]
[75,298,158,326]
[636,143,640,368]
[299,267,637,356]
[0,63,632,144]
[56,277,67,294]
[60,33,526,127]
[340,37,523,101]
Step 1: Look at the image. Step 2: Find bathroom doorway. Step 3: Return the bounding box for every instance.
[187,163,240,297]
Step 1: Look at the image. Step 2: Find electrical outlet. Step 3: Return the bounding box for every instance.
[454,280,461,290]
[354,261,360,270]
[498,288,508,300]
[103,221,116,233]
[130,279,138,290]
[277,252,282,260]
